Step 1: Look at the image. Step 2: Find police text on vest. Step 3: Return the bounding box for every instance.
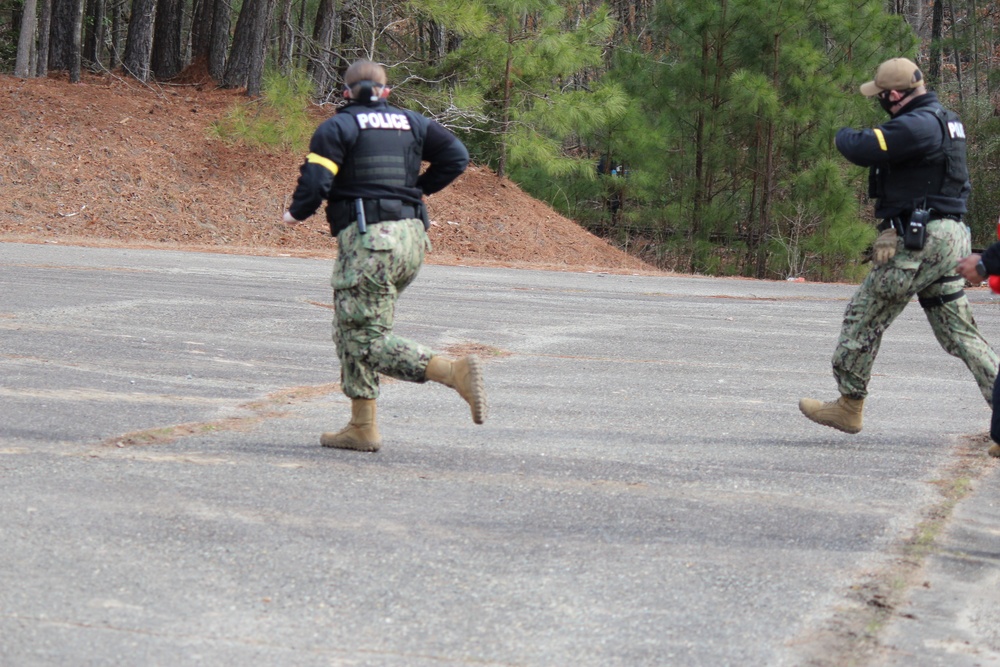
[356,112,412,131]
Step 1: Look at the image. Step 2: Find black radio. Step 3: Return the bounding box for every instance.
[904,208,929,250]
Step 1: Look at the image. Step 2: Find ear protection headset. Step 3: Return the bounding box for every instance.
[345,80,384,103]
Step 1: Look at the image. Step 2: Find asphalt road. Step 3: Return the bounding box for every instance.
[3,242,1000,666]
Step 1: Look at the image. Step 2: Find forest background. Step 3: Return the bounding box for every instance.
[1,0,998,281]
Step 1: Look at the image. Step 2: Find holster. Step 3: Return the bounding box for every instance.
[328,199,427,235]
[877,212,908,236]
[877,209,928,251]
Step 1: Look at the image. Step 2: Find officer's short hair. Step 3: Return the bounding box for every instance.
[344,60,387,88]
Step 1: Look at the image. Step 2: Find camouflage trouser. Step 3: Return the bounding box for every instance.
[833,217,998,406]
[331,218,435,399]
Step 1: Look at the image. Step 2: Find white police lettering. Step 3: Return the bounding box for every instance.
[356,112,412,131]
[948,121,966,140]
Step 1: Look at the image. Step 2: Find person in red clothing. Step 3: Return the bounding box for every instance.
[957,213,1000,456]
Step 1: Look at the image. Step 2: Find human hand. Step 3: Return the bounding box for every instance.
[872,228,897,266]
[956,253,985,283]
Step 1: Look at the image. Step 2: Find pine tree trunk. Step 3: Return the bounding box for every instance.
[14,0,38,77]
[109,0,123,68]
[84,0,105,68]
[122,0,157,81]
[969,0,980,96]
[277,0,294,73]
[929,0,943,82]
[48,0,77,70]
[208,0,230,80]
[222,0,276,95]
[83,0,95,62]
[309,0,336,96]
[497,23,514,179]
[69,0,84,82]
[428,20,444,65]
[754,33,780,280]
[152,0,184,79]
[690,30,709,251]
[190,0,211,59]
[338,0,353,78]
[948,0,963,105]
[245,4,273,98]
[35,0,52,75]
[295,0,307,67]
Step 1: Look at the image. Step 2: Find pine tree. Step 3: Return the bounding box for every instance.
[597,0,916,278]
[421,0,615,178]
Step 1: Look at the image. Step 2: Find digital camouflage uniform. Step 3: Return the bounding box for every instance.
[801,58,997,434]
[331,218,434,399]
[834,217,997,404]
[283,60,484,451]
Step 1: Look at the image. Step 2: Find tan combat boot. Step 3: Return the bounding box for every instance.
[320,398,382,452]
[798,396,864,434]
[424,355,487,424]
[988,444,1000,458]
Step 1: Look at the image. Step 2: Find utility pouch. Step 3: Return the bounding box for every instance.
[376,199,402,222]
[904,208,929,250]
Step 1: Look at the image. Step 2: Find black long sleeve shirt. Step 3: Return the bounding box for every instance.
[835,92,969,218]
[287,99,469,222]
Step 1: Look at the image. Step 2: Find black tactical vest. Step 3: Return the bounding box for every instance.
[873,106,969,214]
[333,103,424,194]
[324,103,429,235]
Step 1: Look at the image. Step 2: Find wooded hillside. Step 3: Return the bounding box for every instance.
[0,73,651,273]
[2,0,999,280]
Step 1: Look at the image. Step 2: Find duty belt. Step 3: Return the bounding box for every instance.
[878,212,963,234]
[347,199,420,224]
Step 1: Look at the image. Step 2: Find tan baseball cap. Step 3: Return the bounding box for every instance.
[859,58,923,97]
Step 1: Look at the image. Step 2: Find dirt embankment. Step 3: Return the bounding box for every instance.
[0,72,654,274]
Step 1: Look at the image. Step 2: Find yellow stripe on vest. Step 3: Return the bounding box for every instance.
[306,153,339,175]
[873,128,887,151]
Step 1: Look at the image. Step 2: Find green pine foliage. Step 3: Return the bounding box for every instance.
[962,97,1000,247]
[561,0,918,279]
[7,0,1000,280]
[431,0,615,178]
[196,0,1000,279]
[0,0,19,70]
[210,69,317,153]
[409,0,492,35]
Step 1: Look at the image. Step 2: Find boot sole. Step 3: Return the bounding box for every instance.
[320,433,381,452]
[805,419,861,435]
[798,402,861,434]
[466,356,487,425]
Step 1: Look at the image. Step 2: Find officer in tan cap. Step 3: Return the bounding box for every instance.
[799,57,998,434]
